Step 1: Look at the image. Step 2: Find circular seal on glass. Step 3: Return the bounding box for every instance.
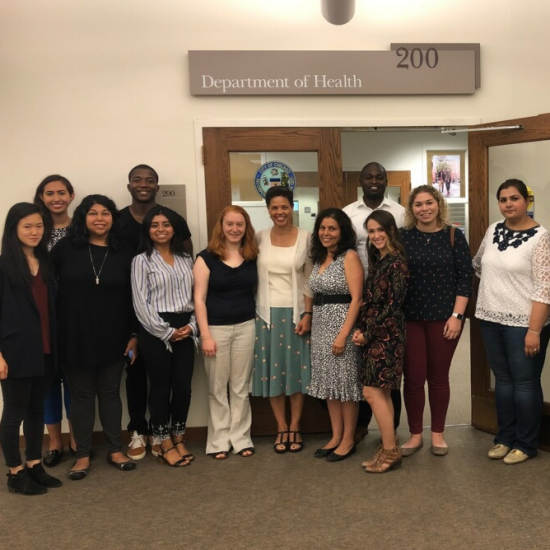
[254,161,296,199]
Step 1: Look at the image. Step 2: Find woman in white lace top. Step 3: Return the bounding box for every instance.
[474,179,550,465]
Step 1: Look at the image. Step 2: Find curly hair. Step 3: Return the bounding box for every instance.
[139,205,190,257]
[310,208,357,264]
[403,185,450,229]
[207,205,258,261]
[1,202,52,287]
[364,210,407,269]
[68,195,125,251]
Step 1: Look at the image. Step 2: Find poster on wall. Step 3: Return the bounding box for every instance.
[427,150,466,199]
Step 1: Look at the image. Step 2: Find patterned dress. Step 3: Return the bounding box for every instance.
[308,250,362,402]
[359,253,409,389]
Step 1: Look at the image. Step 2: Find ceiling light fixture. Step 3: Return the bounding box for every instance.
[321,0,355,25]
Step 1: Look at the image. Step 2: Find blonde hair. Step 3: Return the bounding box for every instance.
[404,185,450,229]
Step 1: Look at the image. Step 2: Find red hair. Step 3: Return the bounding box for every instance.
[207,205,258,261]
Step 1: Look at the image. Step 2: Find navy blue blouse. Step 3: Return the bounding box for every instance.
[400,226,473,321]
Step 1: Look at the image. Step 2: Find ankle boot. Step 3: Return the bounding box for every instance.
[365,446,402,474]
[7,469,47,495]
[26,462,62,488]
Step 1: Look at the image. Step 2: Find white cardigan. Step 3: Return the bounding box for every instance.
[256,227,313,328]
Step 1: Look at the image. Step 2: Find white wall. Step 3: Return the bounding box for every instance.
[2,0,550,429]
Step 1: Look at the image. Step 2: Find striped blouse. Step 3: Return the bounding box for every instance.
[131,249,197,345]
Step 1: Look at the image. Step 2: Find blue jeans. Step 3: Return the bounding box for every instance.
[480,321,550,457]
[43,366,71,425]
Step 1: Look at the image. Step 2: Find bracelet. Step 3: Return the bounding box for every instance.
[528,329,540,335]
[303,311,313,316]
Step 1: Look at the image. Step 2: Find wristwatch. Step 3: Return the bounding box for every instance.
[452,312,464,320]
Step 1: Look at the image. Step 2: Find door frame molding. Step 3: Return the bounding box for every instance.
[469,112,550,447]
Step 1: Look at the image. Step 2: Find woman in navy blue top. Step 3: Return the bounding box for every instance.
[399,185,473,457]
[194,205,258,459]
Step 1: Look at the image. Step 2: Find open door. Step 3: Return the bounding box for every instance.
[469,112,550,450]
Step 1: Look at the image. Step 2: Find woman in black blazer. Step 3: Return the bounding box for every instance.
[0,203,62,495]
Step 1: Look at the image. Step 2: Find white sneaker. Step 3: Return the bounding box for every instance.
[149,436,162,458]
[127,431,146,460]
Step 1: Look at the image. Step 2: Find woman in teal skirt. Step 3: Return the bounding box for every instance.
[252,186,313,453]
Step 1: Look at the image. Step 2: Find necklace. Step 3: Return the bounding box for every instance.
[88,245,109,285]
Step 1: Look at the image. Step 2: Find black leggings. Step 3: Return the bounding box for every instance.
[0,355,54,468]
[139,313,194,440]
[64,360,125,458]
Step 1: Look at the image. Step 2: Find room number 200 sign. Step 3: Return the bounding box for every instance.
[396,47,439,69]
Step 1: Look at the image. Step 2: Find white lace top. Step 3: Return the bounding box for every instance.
[473,221,550,327]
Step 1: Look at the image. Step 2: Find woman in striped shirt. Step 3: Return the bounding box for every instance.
[131,206,197,468]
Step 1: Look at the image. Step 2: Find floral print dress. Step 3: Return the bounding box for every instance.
[359,253,409,389]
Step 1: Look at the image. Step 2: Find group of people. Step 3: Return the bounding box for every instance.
[1,161,548,495]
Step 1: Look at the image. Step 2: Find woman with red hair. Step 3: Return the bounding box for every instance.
[194,205,259,459]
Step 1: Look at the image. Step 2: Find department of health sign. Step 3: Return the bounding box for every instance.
[189,44,479,96]
[254,162,296,199]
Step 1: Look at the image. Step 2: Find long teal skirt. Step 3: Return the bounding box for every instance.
[251,307,311,397]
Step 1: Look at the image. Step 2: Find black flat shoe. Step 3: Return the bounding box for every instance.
[68,460,90,481]
[314,446,338,459]
[7,469,47,495]
[107,455,136,471]
[326,445,357,462]
[43,449,63,468]
[26,463,62,488]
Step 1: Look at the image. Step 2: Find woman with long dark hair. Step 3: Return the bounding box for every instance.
[34,174,77,467]
[52,195,137,480]
[131,206,196,467]
[0,203,62,494]
[194,205,258,459]
[309,208,364,462]
[352,210,409,473]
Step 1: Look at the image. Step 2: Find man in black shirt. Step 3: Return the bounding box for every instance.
[120,164,192,459]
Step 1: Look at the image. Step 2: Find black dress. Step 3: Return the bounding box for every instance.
[359,253,409,389]
[51,237,136,369]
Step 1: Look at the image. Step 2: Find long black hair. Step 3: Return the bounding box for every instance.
[364,210,407,268]
[33,174,74,239]
[310,208,357,264]
[497,178,529,200]
[139,205,188,257]
[1,202,52,287]
[68,195,125,251]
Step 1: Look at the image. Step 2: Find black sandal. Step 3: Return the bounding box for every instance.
[288,431,304,453]
[173,439,195,462]
[237,447,255,457]
[159,446,190,467]
[274,431,289,454]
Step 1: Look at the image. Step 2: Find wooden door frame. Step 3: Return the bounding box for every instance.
[203,127,343,237]
[469,112,550,448]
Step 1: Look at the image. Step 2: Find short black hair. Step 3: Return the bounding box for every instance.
[128,164,159,184]
[265,185,293,206]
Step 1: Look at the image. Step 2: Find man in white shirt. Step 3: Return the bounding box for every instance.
[342,161,405,443]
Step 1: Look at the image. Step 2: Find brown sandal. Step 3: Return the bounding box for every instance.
[364,447,402,474]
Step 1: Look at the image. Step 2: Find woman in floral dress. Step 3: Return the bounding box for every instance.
[353,210,409,473]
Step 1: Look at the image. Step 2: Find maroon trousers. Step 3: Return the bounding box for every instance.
[403,320,462,434]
